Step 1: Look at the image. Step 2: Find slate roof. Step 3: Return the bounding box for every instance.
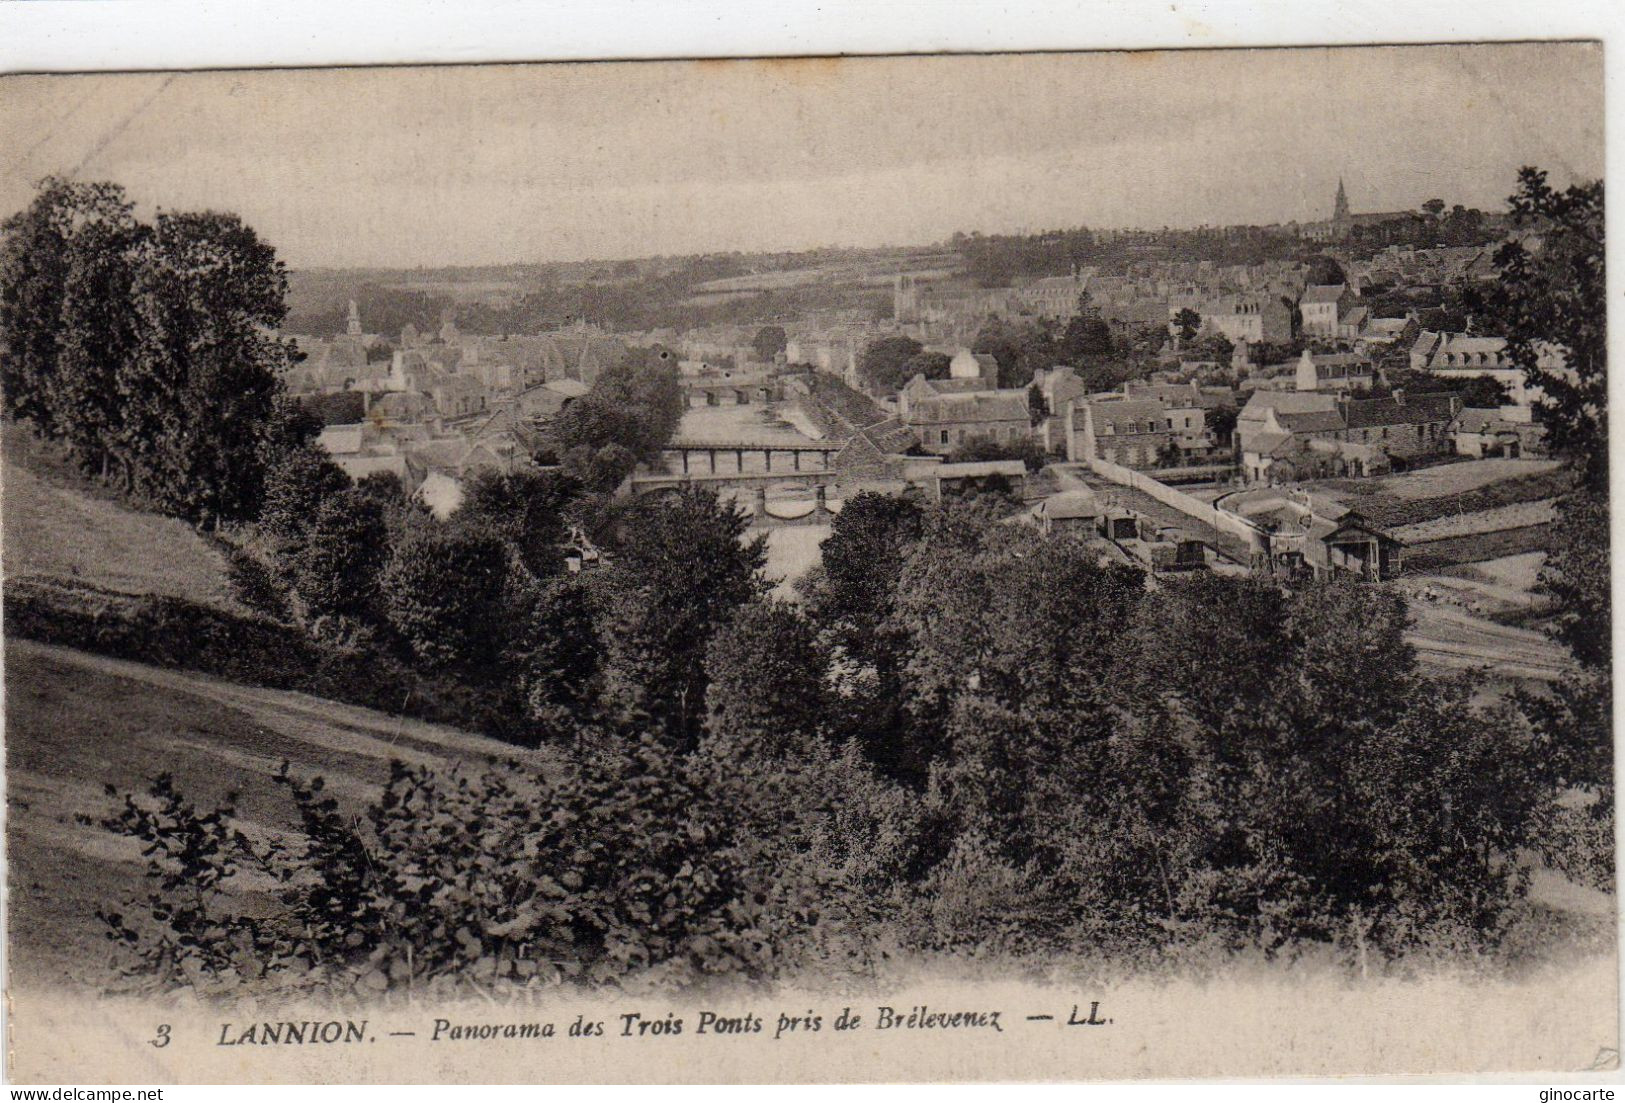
[1240,391,1339,418]
[909,391,1030,425]
[859,418,921,454]
[1089,398,1167,433]
[917,377,992,397]
[1341,394,1457,428]
[1275,409,1347,433]
[1300,283,1348,304]
[1239,430,1289,456]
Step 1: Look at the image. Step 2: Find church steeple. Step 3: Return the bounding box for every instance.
[1333,177,1351,222]
[346,299,362,337]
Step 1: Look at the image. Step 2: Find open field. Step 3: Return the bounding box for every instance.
[2,438,241,612]
[1403,551,1568,681]
[4,638,556,991]
[1444,550,1548,591]
[1313,459,1571,529]
[1365,457,1561,500]
[1391,498,1558,543]
[1409,551,1551,617]
[1404,600,1572,682]
[1404,525,1551,572]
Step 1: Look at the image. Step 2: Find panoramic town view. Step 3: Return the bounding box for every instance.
[0,45,1612,1079]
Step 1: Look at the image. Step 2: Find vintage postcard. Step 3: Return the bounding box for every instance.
[0,43,1614,1084]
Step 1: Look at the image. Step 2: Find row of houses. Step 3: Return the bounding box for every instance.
[313,404,543,518]
[866,324,1559,485]
[285,310,628,407]
[1236,390,1461,482]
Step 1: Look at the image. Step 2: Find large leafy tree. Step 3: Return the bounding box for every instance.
[2,182,296,526]
[290,489,390,622]
[1486,170,1611,870]
[750,325,788,363]
[904,350,952,382]
[591,486,768,748]
[856,335,924,394]
[380,526,510,670]
[455,468,578,580]
[584,353,686,459]
[1172,307,1202,345]
[550,353,685,491]
[974,316,1061,388]
[703,599,828,758]
[126,210,293,524]
[513,576,604,741]
[1488,167,1606,491]
[801,491,925,777]
[0,178,145,470]
[259,443,350,549]
[1057,293,1114,363]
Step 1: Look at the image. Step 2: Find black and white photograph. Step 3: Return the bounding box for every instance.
[0,38,1614,1084]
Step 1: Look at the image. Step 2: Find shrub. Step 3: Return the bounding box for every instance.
[99,736,783,999]
[380,526,510,669]
[259,445,348,548]
[289,490,389,622]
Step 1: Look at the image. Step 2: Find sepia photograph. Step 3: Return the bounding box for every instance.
[0,37,1614,1084]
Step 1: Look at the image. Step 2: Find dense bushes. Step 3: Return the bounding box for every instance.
[93,488,1601,1001]
[99,743,778,999]
[3,578,525,738]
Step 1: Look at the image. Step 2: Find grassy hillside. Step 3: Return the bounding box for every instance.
[1,425,241,612]
[5,639,555,990]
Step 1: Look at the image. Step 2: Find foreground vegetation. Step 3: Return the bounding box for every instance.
[79,494,1610,1001]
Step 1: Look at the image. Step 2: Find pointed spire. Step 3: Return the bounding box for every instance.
[1333,177,1350,222]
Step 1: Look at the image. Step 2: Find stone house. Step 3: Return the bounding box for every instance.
[1299,283,1358,339]
[1294,350,1375,393]
[905,390,1034,455]
[1066,397,1174,468]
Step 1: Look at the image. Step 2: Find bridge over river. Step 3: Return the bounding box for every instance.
[660,438,844,475]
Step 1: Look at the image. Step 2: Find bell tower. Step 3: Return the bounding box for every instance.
[894,273,920,323]
[1333,178,1351,223]
[346,299,362,337]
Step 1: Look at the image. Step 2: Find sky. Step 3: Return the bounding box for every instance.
[0,44,1604,268]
